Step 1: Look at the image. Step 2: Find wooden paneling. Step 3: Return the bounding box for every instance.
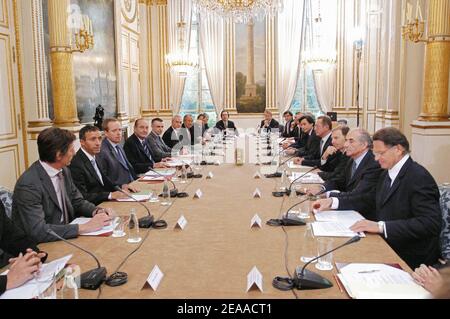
[0,145,19,189]
[0,0,8,28]
[0,33,16,140]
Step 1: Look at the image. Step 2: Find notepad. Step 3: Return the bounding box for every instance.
[71,217,117,236]
[314,210,365,224]
[311,221,365,238]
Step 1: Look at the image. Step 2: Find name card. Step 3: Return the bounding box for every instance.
[206,172,214,179]
[250,214,262,228]
[253,172,262,179]
[145,265,164,291]
[253,188,262,198]
[247,266,263,292]
[194,189,203,199]
[175,215,188,230]
[214,160,221,166]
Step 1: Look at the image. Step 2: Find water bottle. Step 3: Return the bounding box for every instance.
[180,165,188,184]
[127,209,142,243]
[161,180,171,206]
[300,223,317,263]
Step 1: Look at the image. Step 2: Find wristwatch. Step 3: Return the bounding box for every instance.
[378,221,386,234]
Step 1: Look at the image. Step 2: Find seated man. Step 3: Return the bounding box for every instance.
[260,110,279,133]
[284,115,316,155]
[124,119,168,175]
[179,114,203,147]
[318,125,351,181]
[148,118,176,162]
[98,118,137,186]
[70,125,139,205]
[314,128,442,269]
[293,116,333,168]
[215,111,238,134]
[0,202,47,296]
[12,128,112,243]
[162,115,183,149]
[281,111,295,138]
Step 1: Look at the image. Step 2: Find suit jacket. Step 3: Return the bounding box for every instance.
[290,127,308,149]
[282,120,296,138]
[260,119,280,132]
[302,134,333,168]
[325,150,382,214]
[69,149,118,205]
[124,134,155,175]
[97,139,137,186]
[295,130,320,158]
[0,202,39,295]
[338,158,442,269]
[162,126,181,149]
[147,132,172,162]
[215,120,237,132]
[11,161,96,243]
[319,151,350,178]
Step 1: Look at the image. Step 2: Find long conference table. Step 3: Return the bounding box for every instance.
[37,163,410,299]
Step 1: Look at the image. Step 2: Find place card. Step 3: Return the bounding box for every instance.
[144,265,164,291]
[175,215,188,230]
[253,172,262,179]
[246,266,263,292]
[250,214,262,228]
[206,172,214,179]
[194,189,203,199]
[253,188,262,198]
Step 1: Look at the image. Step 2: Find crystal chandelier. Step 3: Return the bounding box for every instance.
[302,0,336,70]
[166,2,199,78]
[193,0,283,24]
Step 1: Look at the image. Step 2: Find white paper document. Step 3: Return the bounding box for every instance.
[287,162,315,172]
[246,266,263,292]
[1,255,73,299]
[290,172,324,184]
[166,159,193,167]
[140,176,165,181]
[70,217,116,236]
[337,263,430,299]
[144,169,176,177]
[115,192,153,202]
[311,221,365,238]
[314,210,365,224]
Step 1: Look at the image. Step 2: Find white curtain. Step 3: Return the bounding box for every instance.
[313,65,336,113]
[168,0,193,114]
[276,0,305,114]
[199,12,225,116]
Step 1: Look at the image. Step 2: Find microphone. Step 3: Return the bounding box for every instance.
[294,236,361,290]
[46,229,108,290]
[114,186,157,229]
[180,159,202,179]
[147,167,181,198]
[285,166,319,196]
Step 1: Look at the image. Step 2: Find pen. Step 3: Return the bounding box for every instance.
[333,274,344,293]
[358,270,380,274]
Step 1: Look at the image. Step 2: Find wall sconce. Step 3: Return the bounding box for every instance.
[72,14,95,53]
[402,1,426,43]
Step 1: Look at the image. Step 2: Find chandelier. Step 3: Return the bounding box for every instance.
[166,2,199,78]
[193,0,283,24]
[302,0,336,70]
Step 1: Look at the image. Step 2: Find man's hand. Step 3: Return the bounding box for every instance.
[110,191,128,200]
[79,213,112,234]
[154,162,169,169]
[293,157,304,165]
[322,146,337,161]
[350,220,379,234]
[412,265,442,295]
[8,249,46,265]
[161,158,172,163]
[123,184,140,193]
[6,252,42,290]
[312,198,333,212]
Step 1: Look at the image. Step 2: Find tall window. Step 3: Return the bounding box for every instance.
[180,14,216,126]
[290,66,322,117]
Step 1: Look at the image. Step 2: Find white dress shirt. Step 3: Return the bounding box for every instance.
[320,132,333,166]
[39,161,64,221]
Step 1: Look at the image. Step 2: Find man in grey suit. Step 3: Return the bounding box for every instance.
[147,118,175,163]
[97,118,138,186]
[12,128,113,243]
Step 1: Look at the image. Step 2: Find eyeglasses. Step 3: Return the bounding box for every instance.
[373,146,396,158]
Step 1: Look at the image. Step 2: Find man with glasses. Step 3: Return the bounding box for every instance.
[314,127,442,269]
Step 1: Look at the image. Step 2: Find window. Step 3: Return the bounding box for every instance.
[290,65,323,117]
[180,14,217,127]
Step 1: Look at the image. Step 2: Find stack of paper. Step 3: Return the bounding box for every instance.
[314,210,365,224]
[336,263,430,299]
[287,162,315,172]
[144,169,176,177]
[71,217,118,236]
[290,172,324,184]
[166,159,193,167]
[311,221,365,238]
[115,191,153,202]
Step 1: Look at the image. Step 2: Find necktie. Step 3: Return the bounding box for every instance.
[320,139,325,156]
[115,145,134,181]
[91,159,104,186]
[56,172,70,224]
[382,174,392,199]
[142,141,153,160]
[350,161,358,179]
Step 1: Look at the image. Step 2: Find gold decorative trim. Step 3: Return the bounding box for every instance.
[121,0,138,24]
[0,0,8,28]
[0,32,17,141]
[411,124,450,129]
[27,120,54,128]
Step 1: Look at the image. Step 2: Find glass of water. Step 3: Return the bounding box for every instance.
[300,223,317,263]
[315,238,334,271]
[112,216,126,238]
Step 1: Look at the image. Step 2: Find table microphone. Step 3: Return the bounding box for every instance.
[285,166,319,196]
[46,229,108,290]
[180,159,202,179]
[294,236,361,290]
[114,186,167,229]
[146,167,182,198]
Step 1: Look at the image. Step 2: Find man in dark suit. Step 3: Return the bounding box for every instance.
[322,129,382,216]
[148,118,177,162]
[124,119,168,174]
[285,115,316,155]
[281,111,295,138]
[260,110,279,133]
[215,111,238,134]
[0,202,48,296]
[162,115,183,149]
[314,128,442,269]
[97,118,138,186]
[70,125,138,205]
[319,125,351,179]
[293,116,334,168]
[12,128,112,243]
